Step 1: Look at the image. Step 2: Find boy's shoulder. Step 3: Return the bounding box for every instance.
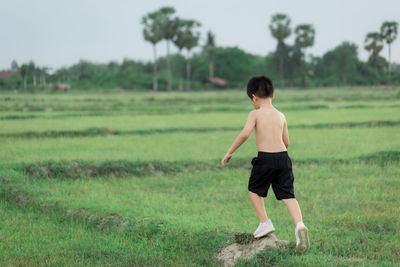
[273,107,286,120]
[252,107,286,119]
[277,109,286,119]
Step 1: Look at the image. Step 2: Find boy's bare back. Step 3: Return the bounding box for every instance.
[253,106,289,152]
[220,75,291,166]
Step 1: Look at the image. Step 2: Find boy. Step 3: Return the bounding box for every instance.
[220,75,310,253]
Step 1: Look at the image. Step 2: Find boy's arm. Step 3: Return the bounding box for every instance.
[221,111,256,166]
[228,110,257,153]
[282,114,290,148]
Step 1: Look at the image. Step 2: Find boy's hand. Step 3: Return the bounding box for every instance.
[221,152,232,167]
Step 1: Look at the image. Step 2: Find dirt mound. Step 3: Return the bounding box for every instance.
[216,233,289,266]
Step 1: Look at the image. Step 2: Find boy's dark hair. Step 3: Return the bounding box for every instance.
[246,75,274,99]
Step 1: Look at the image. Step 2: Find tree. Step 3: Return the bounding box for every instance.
[205,30,216,79]
[27,61,37,88]
[294,24,315,87]
[269,13,291,88]
[11,60,19,71]
[286,45,302,87]
[158,7,179,91]
[380,21,398,84]
[18,61,40,89]
[182,20,201,91]
[327,42,359,85]
[142,10,163,91]
[39,66,49,87]
[190,46,255,87]
[172,18,191,91]
[19,64,28,89]
[364,32,384,82]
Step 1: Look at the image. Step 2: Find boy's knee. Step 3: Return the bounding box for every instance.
[248,190,263,198]
[281,197,296,202]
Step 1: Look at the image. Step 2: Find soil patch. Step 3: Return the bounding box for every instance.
[216,232,289,266]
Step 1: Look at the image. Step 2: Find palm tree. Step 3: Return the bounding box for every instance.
[39,66,49,87]
[294,24,315,87]
[205,30,216,79]
[183,21,201,91]
[286,45,302,88]
[142,10,163,91]
[269,13,291,88]
[20,64,28,89]
[380,21,398,85]
[158,7,178,91]
[11,60,19,71]
[172,18,190,91]
[27,61,36,88]
[364,32,383,82]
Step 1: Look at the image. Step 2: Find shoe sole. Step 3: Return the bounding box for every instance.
[296,227,310,253]
[254,228,275,238]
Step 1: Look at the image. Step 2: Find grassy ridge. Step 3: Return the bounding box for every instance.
[1,127,399,164]
[7,150,399,180]
[2,100,400,121]
[1,86,399,103]
[1,120,399,139]
[1,107,399,134]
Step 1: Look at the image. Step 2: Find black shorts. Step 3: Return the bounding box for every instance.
[248,151,295,200]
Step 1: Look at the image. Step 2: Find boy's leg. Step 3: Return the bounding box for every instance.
[248,191,268,223]
[283,198,310,253]
[282,198,303,226]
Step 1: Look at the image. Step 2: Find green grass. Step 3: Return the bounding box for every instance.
[8,162,399,234]
[1,161,398,266]
[0,199,227,266]
[0,87,399,266]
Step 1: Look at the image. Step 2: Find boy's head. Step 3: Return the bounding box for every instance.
[246,75,274,102]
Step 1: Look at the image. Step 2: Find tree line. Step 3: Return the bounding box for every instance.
[0,7,398,91]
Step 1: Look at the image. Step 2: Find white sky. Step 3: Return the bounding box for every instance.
[1,0,399,71]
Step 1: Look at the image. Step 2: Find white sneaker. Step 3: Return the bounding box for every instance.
[295,224,310,253]
[253,219,275,238]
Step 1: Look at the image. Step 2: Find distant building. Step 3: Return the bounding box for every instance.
[55,83,71,92]
[0,70,20,80]
[202,77,228,88]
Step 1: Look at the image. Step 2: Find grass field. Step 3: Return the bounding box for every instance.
[0,86,399,266]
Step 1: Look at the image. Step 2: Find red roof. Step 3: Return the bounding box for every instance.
[0,70,19,80]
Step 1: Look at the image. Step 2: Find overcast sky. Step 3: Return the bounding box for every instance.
[1,0,399,71]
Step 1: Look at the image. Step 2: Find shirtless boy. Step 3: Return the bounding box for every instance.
[220,75,310,253]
